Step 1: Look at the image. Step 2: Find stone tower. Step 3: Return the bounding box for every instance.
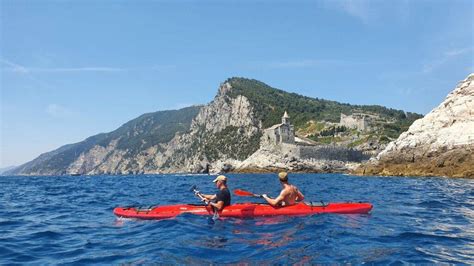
[279,111,295,144]
[282,111,290,125]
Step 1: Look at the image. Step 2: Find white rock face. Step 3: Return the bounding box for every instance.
[156,82,261,172]
[376,73,474,162]
[67,139,119,173]
[190,82,260,136]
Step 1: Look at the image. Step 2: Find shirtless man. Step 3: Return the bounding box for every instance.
[262,172,305,207]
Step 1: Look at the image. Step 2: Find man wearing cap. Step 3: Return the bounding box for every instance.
[262,172,304,207]
[200,175,231,211]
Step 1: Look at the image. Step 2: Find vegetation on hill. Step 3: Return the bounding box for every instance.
[226,77,422,131]
[226,77,422,151]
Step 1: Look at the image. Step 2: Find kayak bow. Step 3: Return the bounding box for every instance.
[113,202,372,219]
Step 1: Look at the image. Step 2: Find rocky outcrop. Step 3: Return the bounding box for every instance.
[358,74,474,178]
[148,81,262,174]
[235,146,359,173]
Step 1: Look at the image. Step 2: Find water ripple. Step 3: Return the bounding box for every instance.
[0,174,473,264]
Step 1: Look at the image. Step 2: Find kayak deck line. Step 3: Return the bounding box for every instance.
[114,202,373,219]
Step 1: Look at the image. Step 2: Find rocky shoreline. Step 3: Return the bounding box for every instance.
[356,74,474,178]
[355,150,473,178]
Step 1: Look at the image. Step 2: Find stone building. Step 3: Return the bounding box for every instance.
[263,111,295,145]
[340,113,369,131]
[261,111,369,162]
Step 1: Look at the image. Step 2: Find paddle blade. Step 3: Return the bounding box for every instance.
[234,189,255,197]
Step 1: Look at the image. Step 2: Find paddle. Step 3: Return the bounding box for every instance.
[190,185,208,203]
[233,189,263,198]
[190,185,219,220]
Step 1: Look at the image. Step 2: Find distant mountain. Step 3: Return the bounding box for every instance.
[7,106,202,175]
[8,77,422,175]
[0,166,17,175]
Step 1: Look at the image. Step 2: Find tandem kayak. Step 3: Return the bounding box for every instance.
[113,202,373,219]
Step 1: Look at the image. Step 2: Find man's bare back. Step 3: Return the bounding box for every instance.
[277,184,304,206]
[262,172,305,207]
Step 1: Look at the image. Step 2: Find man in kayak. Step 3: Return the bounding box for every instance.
[262,172,304,207]
[200,175,231,211]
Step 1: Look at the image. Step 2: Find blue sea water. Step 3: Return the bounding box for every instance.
[0,173,473,264]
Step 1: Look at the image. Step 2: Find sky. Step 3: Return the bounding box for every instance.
[1,0,473,168]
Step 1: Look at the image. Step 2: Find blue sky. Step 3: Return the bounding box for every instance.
[1,0,473,167]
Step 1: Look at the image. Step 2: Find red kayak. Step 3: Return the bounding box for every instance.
[113,202,373,219]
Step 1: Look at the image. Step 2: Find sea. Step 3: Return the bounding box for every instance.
[1,173,473,264]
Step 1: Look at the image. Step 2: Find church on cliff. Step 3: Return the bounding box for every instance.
[263,111,296,145]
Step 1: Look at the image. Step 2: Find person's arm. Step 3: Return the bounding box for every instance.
[209,200,224,211]
[201,194,216,200]
[208,191,225,211]
[296,188,305,202]
[262,190,287,207]
[195,192,215,204]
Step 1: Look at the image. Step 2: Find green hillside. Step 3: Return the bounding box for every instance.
[226,77,422,136]
[227,78,422,146]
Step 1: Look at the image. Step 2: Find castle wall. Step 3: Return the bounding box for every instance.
[340,113,369,131]
[272,143,370,162]
[280,143,300,157]
[298,145,370,162]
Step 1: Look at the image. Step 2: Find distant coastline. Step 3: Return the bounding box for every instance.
[6,74,473,179]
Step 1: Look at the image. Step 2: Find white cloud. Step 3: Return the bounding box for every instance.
[1,59,29,73]
[337,0,373,24]
[32,67,124,72]
[398,87,414,96]
[325,0,411,25]
[1,58,124,73]
[422,58,447,74]
[445,47,472,57]
[46,104,74,118]
[423,47,473,74]
[1,58,176,74]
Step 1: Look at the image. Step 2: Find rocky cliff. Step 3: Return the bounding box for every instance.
[149,81,262,173]
[358,74,474,178]
[7,77,422,175]
[9,106,203,175]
